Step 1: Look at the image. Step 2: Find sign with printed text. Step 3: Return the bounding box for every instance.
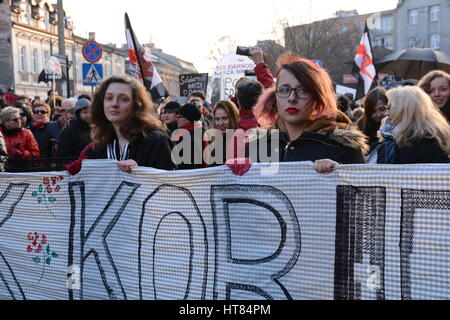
[83,63,103,86]
[179,73,209,97]
[0,161,450,300]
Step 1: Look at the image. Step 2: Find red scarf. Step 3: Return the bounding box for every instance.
[33,122,48,129]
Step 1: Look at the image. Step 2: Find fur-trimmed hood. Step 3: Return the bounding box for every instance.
[328,125,369,155]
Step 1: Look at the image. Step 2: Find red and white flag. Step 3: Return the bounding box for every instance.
[352,23,378,100]
[125,13,168,104]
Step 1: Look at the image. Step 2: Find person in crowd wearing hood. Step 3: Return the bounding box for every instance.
[29,102,53,158]
[356,87,389,153]
[0,130,7,171]
[207,99,241,166]
[418,70,450,122]
[58,98,92,158]
[246,57,367,174]
[160,101,180,136]
[377,86,450,164]
[66,76,175,174]
[172,103,206,170]
[0,107,40,159]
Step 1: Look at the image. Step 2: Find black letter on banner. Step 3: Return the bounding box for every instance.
[69,181,140,300]
[400,189,450,300]
[335,186,386,300]
[139,185,208,300]
[0,184,28,300]
[211,185,300,300]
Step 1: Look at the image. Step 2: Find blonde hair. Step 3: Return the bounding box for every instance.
[387,86,450,154]
[1,107,20,123]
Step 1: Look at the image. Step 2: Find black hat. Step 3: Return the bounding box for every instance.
[175,103,202,123]
[164,101,181,112]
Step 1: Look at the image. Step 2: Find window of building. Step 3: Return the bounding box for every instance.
[373,38,382,47]
[43,50,50,66]
[430,5,440,22]
[339,24,349,34]
[430,34,440,49]
[409,37,418,48]
[384,36,394,50]
[76,56,83,81]
[19,46,27,72]
[105,62,112,77]
[381,16,393,33]
[32,49,39,73]
[409,9,419,25]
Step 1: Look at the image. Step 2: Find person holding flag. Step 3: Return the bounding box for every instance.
[125,13,169,105]
[353,23,378,101]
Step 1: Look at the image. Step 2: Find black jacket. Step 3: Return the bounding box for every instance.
[173,126,205,170]
[441,98,450,123]
[58,119,91,158]
[248,126,368,164]
[84,130,176,170]
[377,137,449,164]
[29,123,53,158]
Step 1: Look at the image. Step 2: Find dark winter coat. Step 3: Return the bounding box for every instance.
[440,98,450,123]
[66,129,176,175]
[58,119,91,158]
[173,123,206,170]
[29,122,53,158]
[377,137,449,164]
[247,125,368,164]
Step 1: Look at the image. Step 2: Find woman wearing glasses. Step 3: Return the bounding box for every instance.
[29,102,53,158]
[0,107,40,159]
[377,86,450,164]
[250,57,367,173]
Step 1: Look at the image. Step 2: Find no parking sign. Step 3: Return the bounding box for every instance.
[82,40,103,63]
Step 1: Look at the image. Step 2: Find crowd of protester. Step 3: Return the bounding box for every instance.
[1,46,449,175]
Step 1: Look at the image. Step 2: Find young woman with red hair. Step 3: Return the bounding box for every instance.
[248,57,368,173]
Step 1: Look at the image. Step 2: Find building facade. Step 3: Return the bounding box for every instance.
[396,0,450,53]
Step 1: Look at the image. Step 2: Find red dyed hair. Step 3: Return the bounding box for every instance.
[254,57,338,127]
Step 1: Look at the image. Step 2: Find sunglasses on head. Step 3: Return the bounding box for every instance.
[33,110,48,115]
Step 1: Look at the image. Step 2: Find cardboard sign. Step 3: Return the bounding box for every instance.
[179,73,208,97]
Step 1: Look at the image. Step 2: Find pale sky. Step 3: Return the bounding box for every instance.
[62,0,398,73]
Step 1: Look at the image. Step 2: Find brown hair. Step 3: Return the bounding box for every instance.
[212,100,240,130]
[418,70,450,94]
[90,75,165,148]
[357,87,388,142]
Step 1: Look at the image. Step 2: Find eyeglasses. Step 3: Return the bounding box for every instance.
[33,110,48,115]
[276,85,311,99]
[7,118,21,122]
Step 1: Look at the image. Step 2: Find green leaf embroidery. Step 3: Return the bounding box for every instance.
[45,257,52,265]
[48,197,56,203]
[52,252,58,258]
[32,191,37,197]
[37,197,43,204]
[46,245,50,255]
[32,256,41,264]
[38,185,43,193]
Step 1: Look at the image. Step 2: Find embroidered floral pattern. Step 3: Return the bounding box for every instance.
[27,232,59,283]
[31,176,64,217]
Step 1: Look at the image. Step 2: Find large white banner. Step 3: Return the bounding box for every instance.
[0,161,450,300]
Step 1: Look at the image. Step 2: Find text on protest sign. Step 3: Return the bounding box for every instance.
[179,74,209,97]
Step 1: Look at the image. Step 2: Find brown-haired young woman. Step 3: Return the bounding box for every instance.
[67,75,175,174]
[418,70,450,122]
[357,87,389,152]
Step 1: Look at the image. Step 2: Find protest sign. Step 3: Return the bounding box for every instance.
[179,74,209,97]
[0,161,450,300]
[208,53,255,103]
